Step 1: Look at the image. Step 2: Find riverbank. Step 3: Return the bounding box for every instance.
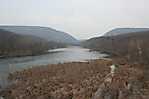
[1,58,149,99]
[0,45,67,59]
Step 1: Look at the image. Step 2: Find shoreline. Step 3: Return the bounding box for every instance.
[0,58,149,99]
[0,46,69,59]
[0,58,109,87]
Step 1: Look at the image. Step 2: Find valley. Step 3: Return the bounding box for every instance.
[0,27,149,99]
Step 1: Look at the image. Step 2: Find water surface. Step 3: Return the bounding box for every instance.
[0,46,108,87]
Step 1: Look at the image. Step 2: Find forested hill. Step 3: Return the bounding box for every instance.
[83,28,149,64]
[105,28,149,36]
[0,26,79,45]
[0,29,55,57]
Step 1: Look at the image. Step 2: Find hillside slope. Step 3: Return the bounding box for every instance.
[83,29,149,63]
[105,28,149,36]
[0,26,79,45]
[0,29,51,57]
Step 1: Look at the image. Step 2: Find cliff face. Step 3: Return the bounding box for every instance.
[83,30,149,64]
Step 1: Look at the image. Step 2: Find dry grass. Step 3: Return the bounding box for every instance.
[1,59,149,99]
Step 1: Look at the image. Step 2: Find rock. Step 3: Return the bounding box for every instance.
[93,83,119,99]
[0,97,4,99]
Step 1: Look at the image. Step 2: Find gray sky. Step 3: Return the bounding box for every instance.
[0,0,149,39]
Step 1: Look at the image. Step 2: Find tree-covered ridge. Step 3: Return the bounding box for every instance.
[0,29,65,57]
[83,29,149,64]
[0,26,79,45]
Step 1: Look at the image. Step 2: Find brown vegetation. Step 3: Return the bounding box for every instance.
[1,59,149,99]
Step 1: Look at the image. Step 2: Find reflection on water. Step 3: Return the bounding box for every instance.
[0,46,108,87]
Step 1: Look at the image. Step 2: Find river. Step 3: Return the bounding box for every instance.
[0,46,108,87]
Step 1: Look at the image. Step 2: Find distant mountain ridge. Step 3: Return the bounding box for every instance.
[105,28,149,36]
[0,26,79,45]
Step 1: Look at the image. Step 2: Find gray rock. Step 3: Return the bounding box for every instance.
[93,83,119,99]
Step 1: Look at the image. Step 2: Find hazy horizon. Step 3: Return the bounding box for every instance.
[0,0,149,39]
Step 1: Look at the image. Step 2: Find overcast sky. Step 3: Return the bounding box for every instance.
[0,0,149,39]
